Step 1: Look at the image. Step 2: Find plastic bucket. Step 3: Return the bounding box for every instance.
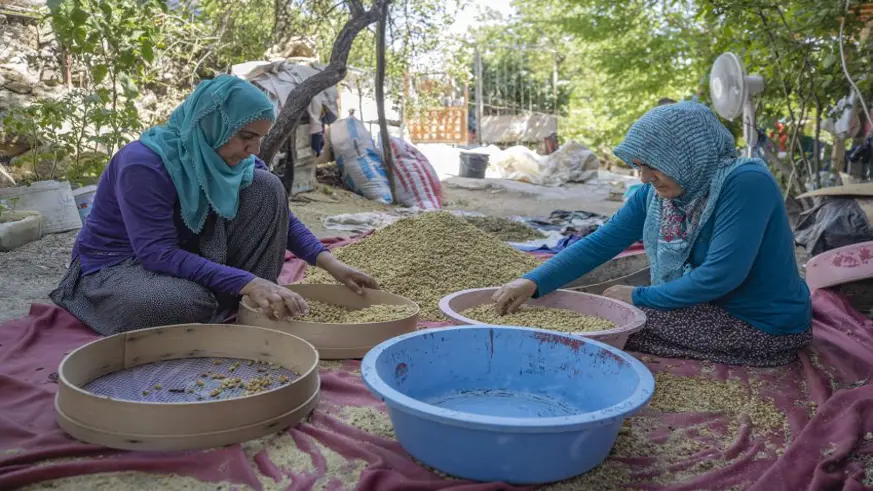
[73,185,98,223]
[0,180,81,234]
[459,152,489,179]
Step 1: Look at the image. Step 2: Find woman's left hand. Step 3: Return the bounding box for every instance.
[602,285,635,305]
[317,252,379,295]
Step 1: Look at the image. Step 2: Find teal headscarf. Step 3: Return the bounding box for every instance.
[613,101,767,285]
[140,75,275,233]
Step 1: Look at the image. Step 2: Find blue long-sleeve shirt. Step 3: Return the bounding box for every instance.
[73,141,328,296]
[523,164,811,335]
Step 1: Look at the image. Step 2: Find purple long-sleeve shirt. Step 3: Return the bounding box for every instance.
[73,141,327,295]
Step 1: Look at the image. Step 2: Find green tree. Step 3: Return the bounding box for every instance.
[510,0,711,149]
[489,0,872,190]
[48,0,166,155]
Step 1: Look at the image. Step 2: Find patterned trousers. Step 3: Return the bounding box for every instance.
[625,303,812,367]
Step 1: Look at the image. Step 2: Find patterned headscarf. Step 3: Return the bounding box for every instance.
[140,75,275,233]
[613,101,766,285]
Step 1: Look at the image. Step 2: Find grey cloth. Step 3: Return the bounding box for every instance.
[50,170,289,336]
[626,303,812,367]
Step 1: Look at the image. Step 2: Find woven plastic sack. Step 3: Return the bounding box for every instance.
[388,137,443,210]
[330,118,392,204]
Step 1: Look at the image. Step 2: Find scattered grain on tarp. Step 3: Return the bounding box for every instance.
[300,212,541,320]
[462,304,614,333]
[650,373,785,433]
[318,360,347,371]
[19,472,235,490]
[247,432,311,490]
[311,442,367,490]
[339,406,395,439]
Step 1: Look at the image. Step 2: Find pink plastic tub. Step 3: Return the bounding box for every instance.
[438,288,647,350]
[805,240,873,290]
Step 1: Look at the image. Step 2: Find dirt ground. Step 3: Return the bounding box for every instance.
[0,178,623,323]
[0,231,77,323]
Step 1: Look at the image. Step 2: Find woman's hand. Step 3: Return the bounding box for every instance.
[316,252,379,295]
[241,277,308,320]
[492,278,538,315]
[602,285,635,305]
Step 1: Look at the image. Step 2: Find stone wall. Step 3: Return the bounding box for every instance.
[0,1,67,163]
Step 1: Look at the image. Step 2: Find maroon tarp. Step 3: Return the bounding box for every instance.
[1,239,872,490]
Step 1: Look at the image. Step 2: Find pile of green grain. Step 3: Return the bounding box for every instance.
[300,212,541,320]
[462,304,615,333]
[463,216,545,242]
[299,300,416,324]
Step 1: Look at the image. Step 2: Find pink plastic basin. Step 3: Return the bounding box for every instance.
[438,288,647,350]
[805,240,873,290]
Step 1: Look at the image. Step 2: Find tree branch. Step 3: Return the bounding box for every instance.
[376,0,397,203]
[347,0,365,18]
[756,8,810,197]
[258,0,387,177]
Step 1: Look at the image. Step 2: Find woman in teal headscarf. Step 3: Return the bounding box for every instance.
[51,75,377,335]
[494,101,812,367]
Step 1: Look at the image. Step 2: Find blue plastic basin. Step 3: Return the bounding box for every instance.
[361,325,655,484]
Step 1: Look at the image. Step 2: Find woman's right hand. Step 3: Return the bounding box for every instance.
[241,277,308,320]
[492,278,537,315]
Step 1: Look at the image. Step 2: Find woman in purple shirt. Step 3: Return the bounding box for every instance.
[51,76,376,335]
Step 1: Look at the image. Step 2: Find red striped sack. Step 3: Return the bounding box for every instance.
[388,137,443,210]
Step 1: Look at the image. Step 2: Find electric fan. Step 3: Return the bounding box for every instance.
[709,53,765,157]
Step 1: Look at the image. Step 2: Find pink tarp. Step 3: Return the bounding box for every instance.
[1,238,872,490]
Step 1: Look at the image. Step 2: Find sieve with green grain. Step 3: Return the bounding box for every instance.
[461,304,615,333]
[295,300,416,324]
[299,212,541,320]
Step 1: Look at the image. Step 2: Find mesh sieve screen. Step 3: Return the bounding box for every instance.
[82,357,298,403]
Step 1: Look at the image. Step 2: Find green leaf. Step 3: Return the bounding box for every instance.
[46,0,64,12]
[95,88,111,103]
[141,41,154,63]
[822,54,836,70]
[73,25,87,45]
[92,64,108,84]
[119,50,136,68]
[120,74,139,97]
[70,7,88,26]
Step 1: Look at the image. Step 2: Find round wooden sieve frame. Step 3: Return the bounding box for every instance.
[56,323,320,451]
[237,285,420,360]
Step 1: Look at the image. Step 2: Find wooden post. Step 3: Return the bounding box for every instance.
[375,1,396,204]
[402,72,409,139]
[552,54,559,134]
[463,82,470,143]
[474,47,484,145]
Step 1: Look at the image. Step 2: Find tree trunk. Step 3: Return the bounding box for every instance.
[258,0,387,185]
[375,1,397,203]
[813,98,822,189]
[280,127,296,194]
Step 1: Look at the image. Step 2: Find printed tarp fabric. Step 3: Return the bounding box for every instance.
[330,118,393,204]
